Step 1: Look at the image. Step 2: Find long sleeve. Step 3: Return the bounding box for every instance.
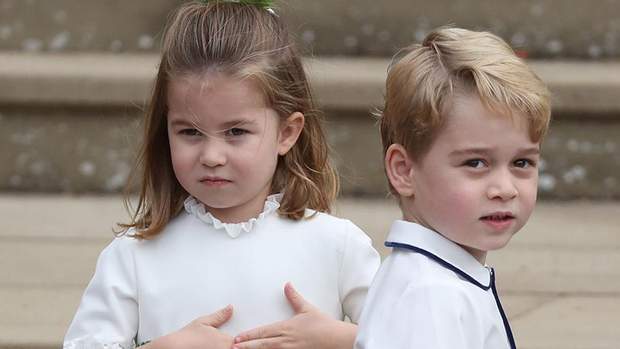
[64,238,139,349]
[338,221,381,323]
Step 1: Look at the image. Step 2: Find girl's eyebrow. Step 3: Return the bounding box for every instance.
[169,118,257,129]
[219,118,257,129]
[169,119,193,127]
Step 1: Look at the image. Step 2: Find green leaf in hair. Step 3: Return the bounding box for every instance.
[198,0,275,9]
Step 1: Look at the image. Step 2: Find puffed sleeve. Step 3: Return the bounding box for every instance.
[338,221,381,323]
[389,282,484,349]
[63,237,139,349]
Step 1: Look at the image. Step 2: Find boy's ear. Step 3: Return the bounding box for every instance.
[385,144,416,197]
[278,112,305,156]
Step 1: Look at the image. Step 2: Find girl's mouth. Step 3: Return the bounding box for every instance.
[200,177,231,186]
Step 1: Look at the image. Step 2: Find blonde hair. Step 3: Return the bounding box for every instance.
[380,27,551,194]
[118,1,338,239]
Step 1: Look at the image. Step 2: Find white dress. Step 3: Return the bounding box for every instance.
[64,195,381,348]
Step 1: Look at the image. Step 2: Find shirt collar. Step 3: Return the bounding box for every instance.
[385,220,491,289]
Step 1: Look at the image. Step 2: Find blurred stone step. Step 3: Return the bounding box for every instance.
[3,53,620,113]
[0,53,619,198]
[1,0,619,59]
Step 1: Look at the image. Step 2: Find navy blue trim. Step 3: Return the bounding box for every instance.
[490,269,517,349]
[386,240,517,348]
[385,241,491,289]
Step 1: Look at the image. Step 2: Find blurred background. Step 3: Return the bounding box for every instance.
[0,0,618,348]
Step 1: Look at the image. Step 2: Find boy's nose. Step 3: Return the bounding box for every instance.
[486,170,518,201]
[199,140,227,167]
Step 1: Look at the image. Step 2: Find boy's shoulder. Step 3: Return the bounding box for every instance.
[383,247,476,290]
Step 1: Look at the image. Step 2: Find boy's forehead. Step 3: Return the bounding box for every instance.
[428,94,538,151]
[444,93,531,134]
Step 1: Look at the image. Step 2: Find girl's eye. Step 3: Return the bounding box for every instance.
[514,158,536,169]
[179,128,201,136]
[463,159,486,169]
[225,128,248,137]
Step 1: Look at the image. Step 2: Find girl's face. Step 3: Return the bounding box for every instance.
[167,73,297,223]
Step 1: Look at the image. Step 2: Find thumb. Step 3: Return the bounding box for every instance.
[200,304,233,328]
[284,282,314,314]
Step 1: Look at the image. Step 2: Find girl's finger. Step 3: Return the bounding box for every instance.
[234,322,284,343]
[233,336,283,349]
[199,304,233,328]
[284,282,314,314]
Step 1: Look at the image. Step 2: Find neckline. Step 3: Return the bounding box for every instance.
[385,220,491,288]
[183,193,282,238]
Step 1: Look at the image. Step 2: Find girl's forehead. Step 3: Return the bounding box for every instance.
[169,73,265,102]
[166,74,277,129]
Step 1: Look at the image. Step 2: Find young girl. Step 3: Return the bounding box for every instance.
[63,1,380,348]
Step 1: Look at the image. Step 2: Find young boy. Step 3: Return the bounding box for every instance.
[354,27,551,349]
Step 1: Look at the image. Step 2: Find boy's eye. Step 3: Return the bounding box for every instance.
[179,128,201,136]
[464,159,486,169]
[225,128,248,137]
[514,158,536,169]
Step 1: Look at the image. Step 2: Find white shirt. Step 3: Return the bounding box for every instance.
[65,196,380,348]
[354,220,515,349]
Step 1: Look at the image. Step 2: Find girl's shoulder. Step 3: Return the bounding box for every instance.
[277,209,373,245]
[101,229,146,255]
[297,209,358,229]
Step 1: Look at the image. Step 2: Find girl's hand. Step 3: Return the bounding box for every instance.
[144,305,235,349]
[232,283,357,349]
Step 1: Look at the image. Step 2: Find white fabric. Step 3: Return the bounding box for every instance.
[64,198,380,348]
[354,220,512,349]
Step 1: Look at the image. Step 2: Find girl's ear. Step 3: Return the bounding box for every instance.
[277,112,305,155]
[385,144,416,197]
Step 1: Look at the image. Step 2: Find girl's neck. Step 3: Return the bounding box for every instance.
[205,187,273,224]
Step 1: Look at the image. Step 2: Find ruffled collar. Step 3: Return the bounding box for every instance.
[183,194,282,238]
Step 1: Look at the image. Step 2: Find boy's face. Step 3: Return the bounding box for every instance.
[405,94,540,263]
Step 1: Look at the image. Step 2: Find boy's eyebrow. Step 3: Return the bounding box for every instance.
[516,147,541,155]
[449,147,540,157]
[448,148,492,157]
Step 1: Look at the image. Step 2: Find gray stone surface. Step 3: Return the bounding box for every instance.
[2,106,619,198]
[1,0,620,58]
[0,107,140,193]
[0,195,618,349]
[0,0,177,53]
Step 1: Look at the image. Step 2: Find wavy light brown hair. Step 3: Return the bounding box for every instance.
[118,1,338,239]
[380,27,551,195]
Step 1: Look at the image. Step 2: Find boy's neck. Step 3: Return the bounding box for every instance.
[401,210,488,265]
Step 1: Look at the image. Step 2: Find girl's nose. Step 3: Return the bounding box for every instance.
[199,140,227,167]
[486,170,518,201]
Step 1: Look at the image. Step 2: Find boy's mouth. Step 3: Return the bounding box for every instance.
[479,212,515,222]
